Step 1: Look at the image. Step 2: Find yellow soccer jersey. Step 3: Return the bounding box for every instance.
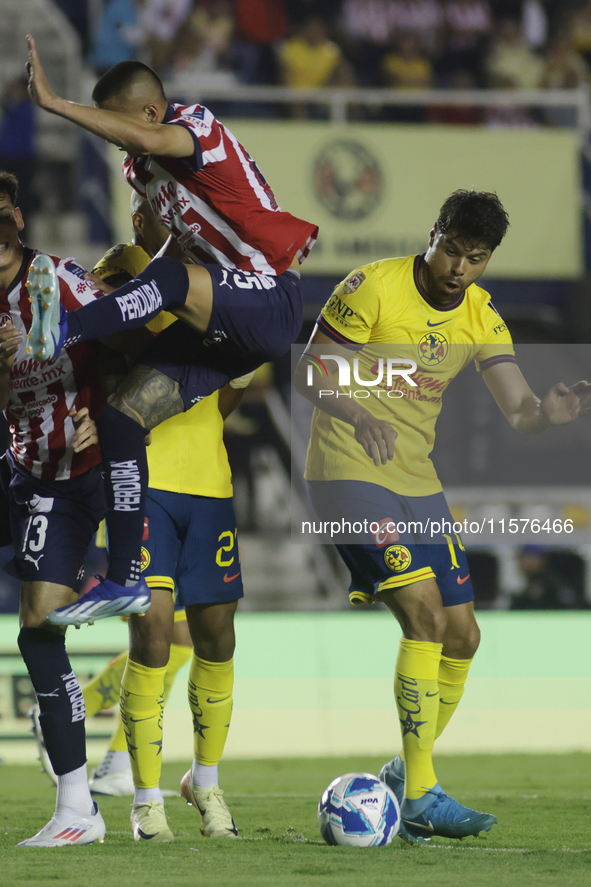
[304,255,515,496]
[93,243,232,498]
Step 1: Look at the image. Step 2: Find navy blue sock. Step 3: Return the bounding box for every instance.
[18,627,86,776]
[64,257,190,346]
[97,404,148,586]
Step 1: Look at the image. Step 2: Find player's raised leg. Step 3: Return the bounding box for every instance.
[181,600,239,838]
[47,365,183,627]
[48,266,302,627]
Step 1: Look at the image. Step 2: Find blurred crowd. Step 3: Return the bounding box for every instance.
[49,0,591,99]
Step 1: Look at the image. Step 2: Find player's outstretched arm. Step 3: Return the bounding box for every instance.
[482,361,591,433]
[294,327,396,467]
[26,36,194,157]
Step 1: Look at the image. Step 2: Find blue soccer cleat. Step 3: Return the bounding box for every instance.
[47,576,151,627]
[379,757,430,845]
[25,254,67,361]
[401,787,497,840]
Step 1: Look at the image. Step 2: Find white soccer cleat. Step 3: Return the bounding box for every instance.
[29,704,58,788]
[180,771,238,838]
[130,801,174,843]
[89,767,135,797]
[17,802,105,847]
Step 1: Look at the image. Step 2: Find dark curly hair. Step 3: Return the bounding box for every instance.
[0,171,18,206]
[436,190,509,252]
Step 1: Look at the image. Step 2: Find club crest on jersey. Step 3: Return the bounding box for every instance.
[343,271,366,295]
[418,331,448,366]
[141,547,151,571]
[0,313,11,328]
[384,544,412,572]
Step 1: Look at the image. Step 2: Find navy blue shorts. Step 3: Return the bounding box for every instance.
[140,488,243,606]
[307,480,473,607]
[5,454,107,592]
[142,266,303,409]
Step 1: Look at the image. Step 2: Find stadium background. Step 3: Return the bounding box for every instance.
[1,0,591,762]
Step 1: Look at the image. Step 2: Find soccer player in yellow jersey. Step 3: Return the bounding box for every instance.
[87,195,246,842]
[295,190,591,842]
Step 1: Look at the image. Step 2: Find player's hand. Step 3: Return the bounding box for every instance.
[26,35,58,111]
[541,380,591,425]
[69,407,99,452]
[0,320,22,373]
[352,411,397,466]
[84,272,115,295]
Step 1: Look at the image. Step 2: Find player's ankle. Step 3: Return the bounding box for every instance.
[190,761,219,789]
[134,787,163,805]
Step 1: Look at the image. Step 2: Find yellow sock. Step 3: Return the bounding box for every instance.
[108,718,129,753]
[163,643,192,704]
[435,655,472,740]
[83,651,128,716]
[394,638,442,800]
[188,655,233,766]
[120,659,166,789]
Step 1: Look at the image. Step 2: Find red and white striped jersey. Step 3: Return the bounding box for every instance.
[0,248,106,481]
[123,103,318,274]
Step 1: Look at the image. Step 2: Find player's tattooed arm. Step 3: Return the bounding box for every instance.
[111,365,184,430]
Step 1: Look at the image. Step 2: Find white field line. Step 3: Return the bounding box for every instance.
[2,826,589,852]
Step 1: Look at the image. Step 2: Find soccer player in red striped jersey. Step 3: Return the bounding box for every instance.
[26,36,318,623]
[0,172,132,846]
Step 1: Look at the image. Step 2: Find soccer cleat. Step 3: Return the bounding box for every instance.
[378,758,430,845]
[17,802,105,847]
[89,767,135,797]
[180,772,238,838]
[130,801,174,843]
[401,788,497,839]
[25,254,67,361]
[29,704,58,788]
[47,577,151,627]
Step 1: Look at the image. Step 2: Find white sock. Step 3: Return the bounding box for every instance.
[56,764,94,815]
[191,761,219,788]
[94,749,130,778]
[134,786,163,805]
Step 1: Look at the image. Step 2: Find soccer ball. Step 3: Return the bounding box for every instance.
[318,772,400,847]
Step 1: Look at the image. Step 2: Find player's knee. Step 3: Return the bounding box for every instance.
[398,600,448,643]
[129,631,171,669]
[192,631,235,663]
[444,620,481,659]
[19,592,67,633]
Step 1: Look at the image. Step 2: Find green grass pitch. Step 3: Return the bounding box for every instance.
[2,754,590,887]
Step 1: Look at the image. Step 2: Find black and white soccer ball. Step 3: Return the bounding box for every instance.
[318,772,400,847]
